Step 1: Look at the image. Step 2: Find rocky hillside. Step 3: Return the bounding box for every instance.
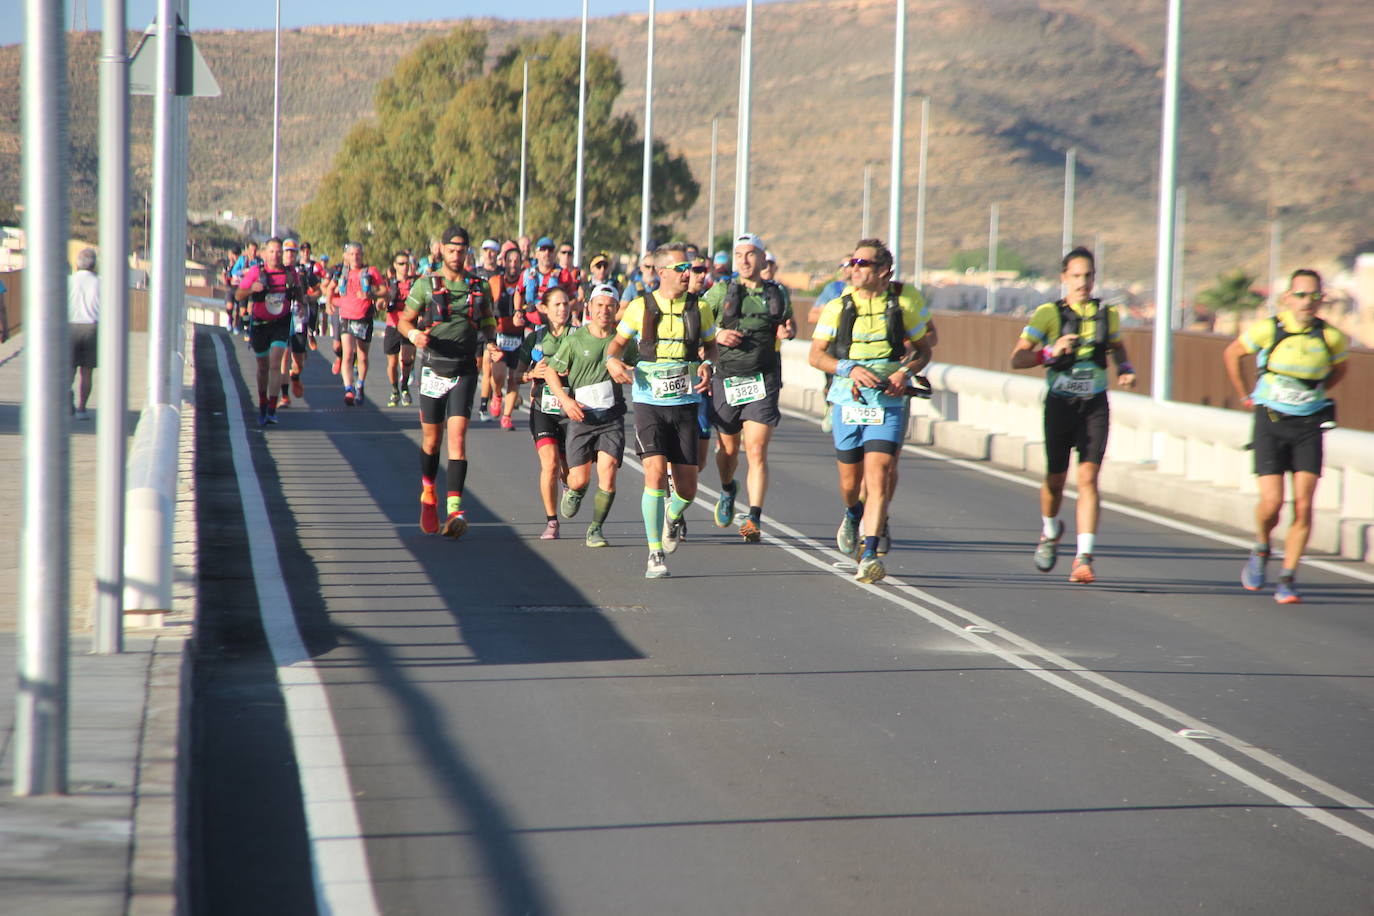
[2,0,1371,283]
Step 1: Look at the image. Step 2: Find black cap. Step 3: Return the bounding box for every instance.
[442,225,470,245]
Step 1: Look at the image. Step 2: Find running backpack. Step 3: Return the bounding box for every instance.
[639,293,702,363]
[1258,316,1332,386]
[826,283,905,361]
[1048,299,1109,371]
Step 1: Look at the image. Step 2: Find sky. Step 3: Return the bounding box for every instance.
[3,0,758,47]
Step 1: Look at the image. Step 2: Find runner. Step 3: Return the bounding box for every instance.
[518,287,576,539]
[520,237,562,327]
[711,250,733,284]
[555,242,584,315]
[418,238,442,274]
[809,259,852,434]
[581,251,618,302]
[325,241,385,406]
[222,245,241,330]
[606,242,720,579]
[229,240,262,340]
[619,250,656,313]
[544,284,636,547]
[1010,246,1136,584]
[234,237,301,427]
[475,238,501,278]
[382,250,418,407]
[396,226,494,538]
[1222,268,1349,604]
[278,238,320,407]
[687,252,716,470]
[705,233,794,543]
[808,238,932,584]
[482,241,526,429]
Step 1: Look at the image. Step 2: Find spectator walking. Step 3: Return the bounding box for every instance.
[69,247,101,419]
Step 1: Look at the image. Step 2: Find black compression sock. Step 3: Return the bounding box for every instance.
[421,449,441,483]
[447,458,468,496]
[749,506,762,524]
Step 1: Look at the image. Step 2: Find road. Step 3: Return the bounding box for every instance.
[190,326,1374,916]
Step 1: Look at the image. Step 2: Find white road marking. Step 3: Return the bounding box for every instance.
[613,436,1374,851]
[213,335,382,916]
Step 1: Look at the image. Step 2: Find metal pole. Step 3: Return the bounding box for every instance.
[1094,231,1104,287]
[1151,0,1181,403]
[913,95,929,284]
[986,202,998,314]
[147,0,177,408]
[640,0,656,253]
[888,0,906,278]
[733,0,754,238]
[861,163,872,238]
[270,0,281,235]
[518,59,530,240]
[16,0,71,797]
[1172,185,1186,330]
[94,0,130,655]
[572,0,588,265]
[1062,147,1076,255]
[1267,218,1281,315]
[706,115,718,253]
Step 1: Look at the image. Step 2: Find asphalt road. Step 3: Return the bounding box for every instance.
[192,326,1374,916]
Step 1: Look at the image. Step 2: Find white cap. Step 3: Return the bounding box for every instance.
[590,282,619,301]
[734,233,766,253]
[481,239,500,251]
[764,250,777,263]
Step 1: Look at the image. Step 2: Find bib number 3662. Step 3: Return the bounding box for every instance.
[649,367,690,400]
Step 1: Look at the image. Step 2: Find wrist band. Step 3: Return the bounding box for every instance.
[836,359,856,378]
[1039,347,1054,366]
[406,328,421,344]
[1118,362,1134,375]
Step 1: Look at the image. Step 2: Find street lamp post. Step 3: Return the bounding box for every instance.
[1062,147,1075,255]
[986,202,999,314]
[518,57,534,241]
[640,0,656,254]
[270,0,281,235]
[888,0,906,277]
[861,163,873,238]
[706,115,718,253]
[1151,0,1182,403]
[572,0,588,265]
[913,95,929,284]
[733,0,754,238]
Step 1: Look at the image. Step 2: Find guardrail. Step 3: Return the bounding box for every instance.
[777,340,1374,564]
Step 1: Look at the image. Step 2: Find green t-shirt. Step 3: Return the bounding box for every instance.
[702,280,793,377]
[518,323,573,407]
[547,326,639,418]
[404,272,495,367]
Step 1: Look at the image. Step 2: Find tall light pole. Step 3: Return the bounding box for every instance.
[640,0,656,253]
[270,0,281,235]
[913,95,929,284]
[861,163,873,238]
[733,0,754,238]
[888,0,907,277]
[1062,147,1076,255]
[16,0,71,797]
[572,0,588,265]
[706,115,718,253]
[518,57,537,241]
[95,0,130,655]
[1172,185,1186,330]
[1150,0,1182,402]
[986,202,999,314]
[1267,217,1281,315]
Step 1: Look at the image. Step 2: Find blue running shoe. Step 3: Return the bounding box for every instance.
[1241,550,1268,591]
[713,482,737,528]
[1274,579,1301,605]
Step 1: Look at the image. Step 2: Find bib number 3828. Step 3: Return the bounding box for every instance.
[723,372,766,406]
[419,366,460,399]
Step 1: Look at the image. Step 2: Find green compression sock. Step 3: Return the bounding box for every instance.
[642,488,666,550]
[667,492,692,522]
[593,489,616,525]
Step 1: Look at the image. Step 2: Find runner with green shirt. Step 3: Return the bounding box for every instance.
[519,286,575,539]
[606,242,721,579]
[396,225,495,539]
[704,233,794,543]
[543,284,637,547]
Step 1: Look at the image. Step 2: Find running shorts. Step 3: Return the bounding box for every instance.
[830,402,905,462]
[418,368,477,424]
[709,370,782,434]
[1043,392,1109,474]
[384,325,417,356]
[1252,407,1323,477]
[341,318,373,342]
[529,404,568,447]
[633,402,698,466]
[249,317,290,357]
[567,413,627,467]
[289,332,309,354]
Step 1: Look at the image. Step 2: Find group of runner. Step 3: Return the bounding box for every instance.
[224,229,1348,603]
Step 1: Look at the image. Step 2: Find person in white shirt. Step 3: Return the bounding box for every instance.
[68,247,100,419]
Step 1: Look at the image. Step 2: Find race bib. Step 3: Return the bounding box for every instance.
[723,372,766,407]
[1267,374,1319,407]
[575,380,615,410]
[292,310,306,334]
[648,365,690,400]
[841,404,885,426]
[496,333,523,352]
[539,389,563,414]
[1050,365,1099,398]
[265,292,286,317]
[419,366,460,399]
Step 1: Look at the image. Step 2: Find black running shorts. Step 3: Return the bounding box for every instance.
[249,317,290,357]
[633,402,698,466]
[418,369,477,425]
[1252,407,1323,476]
[709,370,782,435]
[1043,392,1109,474]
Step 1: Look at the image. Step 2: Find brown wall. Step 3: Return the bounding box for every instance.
[0,269,23,338]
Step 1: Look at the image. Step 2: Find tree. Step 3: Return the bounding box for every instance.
[299,27,698,259]
[949,244,1030,277]
[1196,269,1263,313]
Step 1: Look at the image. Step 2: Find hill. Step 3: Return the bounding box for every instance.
[2,0,1372,283]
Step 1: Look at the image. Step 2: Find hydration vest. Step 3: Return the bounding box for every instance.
[720,280,787,329]
[334,265,374,298]
[422,271,487,329]
[1259,316,1332,384]
[639,293,702,363]
[825,283,906,361]
[491,273,520,320]
[1048,299,1109,371]
[250,265,301,308]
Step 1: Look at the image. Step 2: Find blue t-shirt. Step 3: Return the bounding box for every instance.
[815,279,845,308]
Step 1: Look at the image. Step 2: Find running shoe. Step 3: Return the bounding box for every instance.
[343,387,355,406]
[258,406,269,427]
[441,511,469,540]
[266,412,279,425]
[855,550,886,584]
[355,381,365,402]
[490,399,501,419]
[292,376,304,398]
[387,391,400,407]
[541,519,560,540]
[560,487,585,519]
[876,521,891,556]
[1241,550,1268,591]
[836,513,860,556]
[400,390,412,407]
[739,518,761,544]
[584,525,608,548]
[1034,519,1066,573]
[279,394,290,408]
[332,356,342,375]
[713,483,737,528]
[1274,579,1301,605]
[419,487,439,535]
[74,408,90,421]
[663,513,687,554]
[1069,554,1096,584]
[308,337,317,351]
[500,415,515,431]
[645,550,670,579]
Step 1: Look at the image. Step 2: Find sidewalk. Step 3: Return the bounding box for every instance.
[0,328,198,915]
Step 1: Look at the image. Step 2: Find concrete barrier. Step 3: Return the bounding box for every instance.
[122,403,181,624]
[778,340,1374,564]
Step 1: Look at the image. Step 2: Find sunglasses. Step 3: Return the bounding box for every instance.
[846,257,875,268]
[559,249,573,255]
[690,266,709,274]
[394,261,409,267]
[662,261,693,273]
[1289,291,1322,300]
